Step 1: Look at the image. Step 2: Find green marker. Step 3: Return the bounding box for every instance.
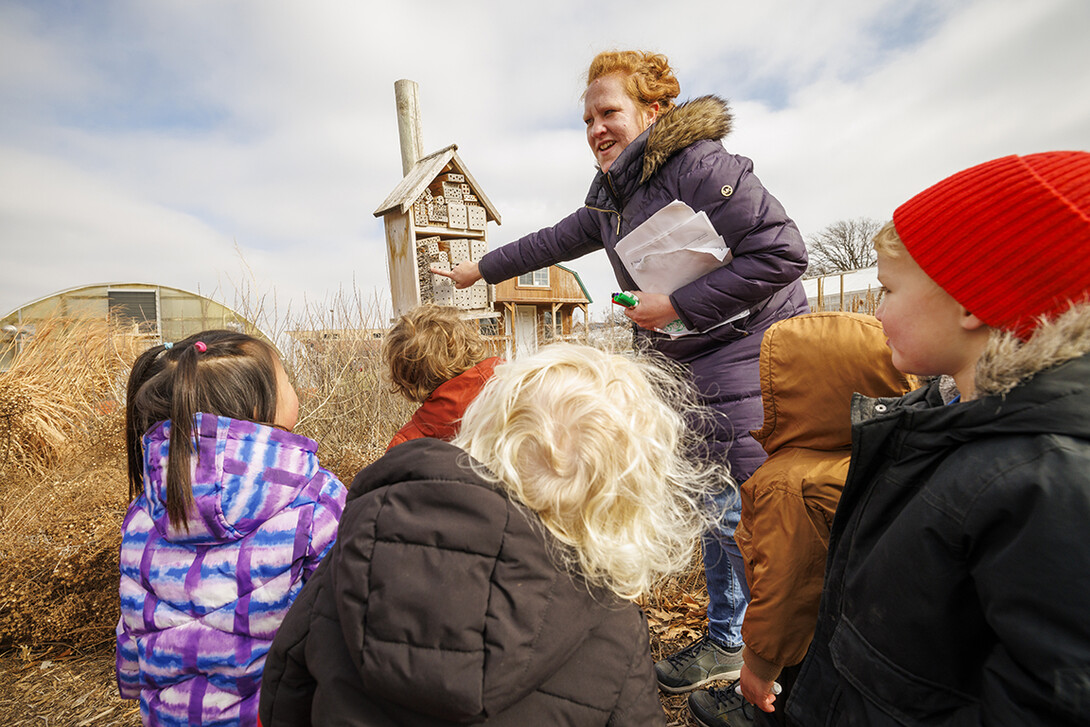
[611,291,639,308]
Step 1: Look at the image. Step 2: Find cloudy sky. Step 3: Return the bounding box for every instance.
[2,0,1088,327]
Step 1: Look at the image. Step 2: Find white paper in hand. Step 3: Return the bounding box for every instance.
[615,200,737,337]
[616,201,731,294]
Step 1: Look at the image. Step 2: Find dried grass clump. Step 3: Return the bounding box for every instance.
[0,649,140,726]
[0,315,138,652]
[0,467,124,650]
[0,316,142,481]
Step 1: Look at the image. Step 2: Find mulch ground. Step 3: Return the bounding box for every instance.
[0,648,140,726]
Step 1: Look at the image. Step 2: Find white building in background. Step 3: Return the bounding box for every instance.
[802,266,883,316]
[1,282,269,370]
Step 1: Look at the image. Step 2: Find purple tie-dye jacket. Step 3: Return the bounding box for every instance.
[115,413,346,727]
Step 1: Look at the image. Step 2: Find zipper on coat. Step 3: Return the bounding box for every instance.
[605,173,625,235]
[585,204,622,236]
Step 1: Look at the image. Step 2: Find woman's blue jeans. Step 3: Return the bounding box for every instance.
[704,486,750,648]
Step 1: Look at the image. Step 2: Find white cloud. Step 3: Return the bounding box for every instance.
[2,0,1088,322]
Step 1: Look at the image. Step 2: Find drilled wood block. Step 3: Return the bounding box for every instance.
[453,286,473,308]
[418,248,435,302]
[470,239,488,261]
[412,196,429,227]
[428,196,448,224]
[416,235,440,253]
[449,239,471,264]
[431,259,454,305]
[447,201,468,229]
[438,173,465,183]
[441,182,464,204]
[469,282,488,308]
[467,205,487,231]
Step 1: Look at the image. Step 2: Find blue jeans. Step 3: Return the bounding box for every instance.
[704,485,750,648]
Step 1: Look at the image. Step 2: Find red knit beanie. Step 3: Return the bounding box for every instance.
[893,151,1090,339]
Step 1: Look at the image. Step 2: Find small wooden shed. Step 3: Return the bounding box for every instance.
[492,264,590,358]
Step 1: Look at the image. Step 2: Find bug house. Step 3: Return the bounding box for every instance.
[374,80,590,358]
[373,143,501,324]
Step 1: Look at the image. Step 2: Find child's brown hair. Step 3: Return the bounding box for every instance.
[383,305,489,403]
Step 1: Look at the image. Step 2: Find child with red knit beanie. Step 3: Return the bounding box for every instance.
[785,151,1090,726]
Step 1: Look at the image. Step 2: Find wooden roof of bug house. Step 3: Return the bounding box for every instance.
[373,144,501,224]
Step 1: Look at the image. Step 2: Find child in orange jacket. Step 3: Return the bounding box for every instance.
[383,304,501,450]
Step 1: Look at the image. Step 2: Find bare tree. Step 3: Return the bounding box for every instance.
[805,217,883,275]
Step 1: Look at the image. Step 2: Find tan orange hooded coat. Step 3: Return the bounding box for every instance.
[734,312,917,682]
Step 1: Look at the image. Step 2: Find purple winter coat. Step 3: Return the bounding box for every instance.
[116,414,346,726]
[478,96,809,481]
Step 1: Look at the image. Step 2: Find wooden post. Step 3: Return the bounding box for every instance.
[395,79,424,176]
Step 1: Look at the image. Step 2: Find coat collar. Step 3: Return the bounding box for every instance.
[347,437,492,503]
[641,95,733,182]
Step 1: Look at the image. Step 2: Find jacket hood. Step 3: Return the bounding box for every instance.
[393,357,501,445]
[141,413,321,545]
[642,95,733,183]
[975,302,1090,397]
[335,438,617,722]
[752,312,916,453]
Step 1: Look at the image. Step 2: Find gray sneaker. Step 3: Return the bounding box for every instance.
[654,635,743,693]
[687,680,757,727]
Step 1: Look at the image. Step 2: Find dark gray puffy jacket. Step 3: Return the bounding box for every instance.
[478,96,809,480]
[259,438,666,726]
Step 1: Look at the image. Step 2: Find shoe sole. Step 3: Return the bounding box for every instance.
[656,668,742,694]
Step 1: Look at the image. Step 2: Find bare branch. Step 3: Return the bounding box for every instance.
[805,217,883,275]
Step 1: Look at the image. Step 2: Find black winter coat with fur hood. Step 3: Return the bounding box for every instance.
[259,438,665,727]
[786,306,1090,726]
[478,96,809,482]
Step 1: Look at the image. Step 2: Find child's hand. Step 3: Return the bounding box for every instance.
[431,261,482,289]
[738,663,778,713]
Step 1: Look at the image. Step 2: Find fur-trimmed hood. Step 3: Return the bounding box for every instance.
[641,95,733,183]
[976,303,1090,397]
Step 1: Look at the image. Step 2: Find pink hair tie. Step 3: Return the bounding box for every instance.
[194,341,207,353]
